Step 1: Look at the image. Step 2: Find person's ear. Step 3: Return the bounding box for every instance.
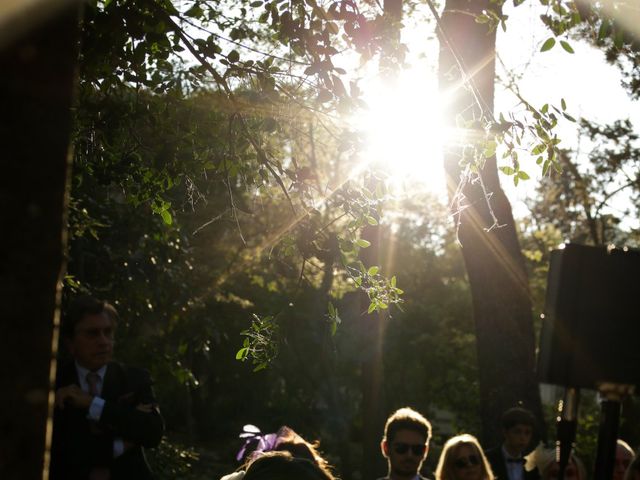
[381,440,389,458]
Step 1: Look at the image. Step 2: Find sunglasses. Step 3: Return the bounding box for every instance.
[453,455,481,469]
[393,443,427,456]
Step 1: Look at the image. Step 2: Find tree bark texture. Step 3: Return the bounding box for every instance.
[0,5,78,479]
[437,0,544,445]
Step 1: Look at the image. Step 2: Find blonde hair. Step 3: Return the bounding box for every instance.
[528,446,586,480]
[435,434,495,480]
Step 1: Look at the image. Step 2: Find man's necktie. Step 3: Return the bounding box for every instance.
[86,372,100,396]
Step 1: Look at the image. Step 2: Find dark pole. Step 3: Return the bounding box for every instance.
[0,2,79,478]
[593,400,621,480]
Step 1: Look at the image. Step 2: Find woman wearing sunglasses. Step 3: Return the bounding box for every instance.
[435,434,495,480]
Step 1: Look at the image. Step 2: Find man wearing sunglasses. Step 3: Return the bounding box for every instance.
[485,407,540,480]
[379,407,432,480]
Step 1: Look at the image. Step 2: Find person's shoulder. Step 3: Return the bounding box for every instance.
[485,446,502,456]
[484,446,504,464]
[108,361,153,385]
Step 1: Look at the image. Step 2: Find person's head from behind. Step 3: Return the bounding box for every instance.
[62,296,118,371]
[542,456,584,480]
[381,407,432,479]
[624,451,640,480]
[615,440,634,480]
[500,407,536,457]
[273,427,330,472]
[435,434,494,480]
[243,451,334,480]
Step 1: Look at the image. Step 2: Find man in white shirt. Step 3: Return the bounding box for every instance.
[50,296,163,480]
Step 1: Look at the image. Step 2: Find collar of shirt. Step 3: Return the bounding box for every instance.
[502,445,525,480]
[501,445,524,462]
[75,362,108,395]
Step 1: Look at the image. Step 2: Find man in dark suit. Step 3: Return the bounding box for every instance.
[485,407,540,480]
[378,407,432,480]
[50,296,164,480]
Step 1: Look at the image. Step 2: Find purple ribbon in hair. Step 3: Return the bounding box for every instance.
[236,424,280,462]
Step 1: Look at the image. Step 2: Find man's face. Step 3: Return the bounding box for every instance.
[613,444,633,480]
[502,423,532,457]
[383,429,428,478]
[67,312,114,371]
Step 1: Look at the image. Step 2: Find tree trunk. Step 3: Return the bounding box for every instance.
[359,221,390,480]
[359,1,403,476]
[437,0,544,446]
[0,3,79,478]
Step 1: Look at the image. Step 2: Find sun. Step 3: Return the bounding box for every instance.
[353,67,448,196]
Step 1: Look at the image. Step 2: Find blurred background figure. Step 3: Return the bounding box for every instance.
[435,433,495,480]
[529,447,585,480]
[615,440,635,480]
[623,450,640,480]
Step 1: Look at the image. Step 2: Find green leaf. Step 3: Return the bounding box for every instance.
[328,301,335,317]
[365,215,378,226]
[517,171,530,180]
[391,275,397,287]
[540,37,556,52]
[184,4,204,17]
[483,141,497,158]
[559,40,575,54]
[499,166,516,175]
[356,239,371,248]
[563,112,576,122]
[235,347,248,360]
[228,50,240,63]
[598,20,610,41]
[367,302,377,314]
[531,143,546,155]
[561,98,567,110]
[160,210,172,225]
[367,266,379,276]
[614,30,624,49]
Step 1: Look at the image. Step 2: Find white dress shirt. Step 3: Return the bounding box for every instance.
[75,362,125,458]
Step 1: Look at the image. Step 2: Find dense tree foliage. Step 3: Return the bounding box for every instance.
[57,0,640,477]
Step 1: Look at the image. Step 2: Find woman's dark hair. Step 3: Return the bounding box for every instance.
[244,452,335,480]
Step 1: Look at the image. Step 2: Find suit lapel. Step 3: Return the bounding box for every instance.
[101,362,123,401]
